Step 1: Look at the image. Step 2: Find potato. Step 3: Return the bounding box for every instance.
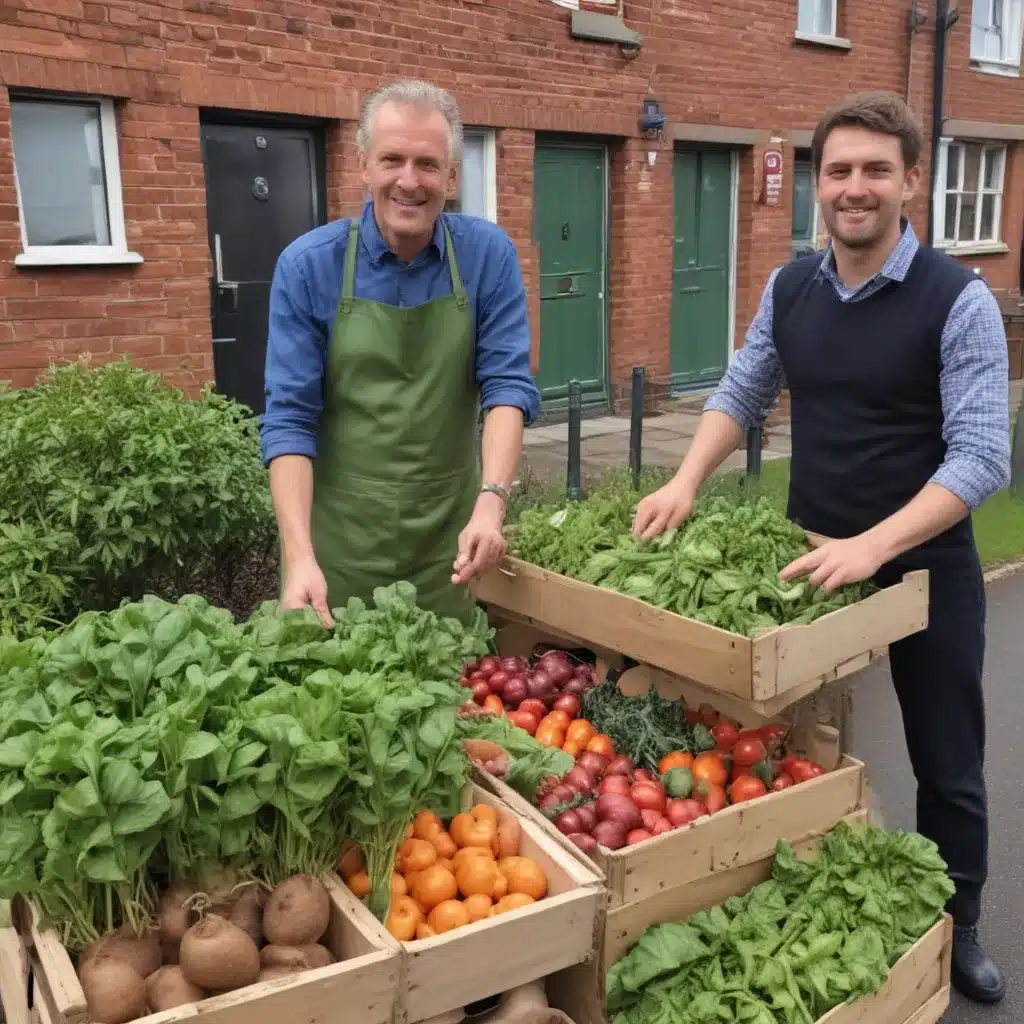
[260,943,334,971]
[146,965,207,1011]
[179,914,260,993]
[80,927,161,980]
[79,955,148,1024]
[262,875,330,947]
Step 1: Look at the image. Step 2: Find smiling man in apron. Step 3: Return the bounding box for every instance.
[260,80,540,625]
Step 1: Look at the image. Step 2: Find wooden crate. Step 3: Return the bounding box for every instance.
[340,783,605,1024]
[478,753,866,909]
[472,557,928,712]
[14,874,401,1024]
[546,817,952,1024]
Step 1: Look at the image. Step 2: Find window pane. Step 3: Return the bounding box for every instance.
[11,99,111,247]
[946,145,960,189]
[798,0,833,34]
[791,162,815,240]
[958,193,978,241]
[980,193,997,239]
[962,144,981,192]
[982,146,1003,188]
[458,133,489,221]
[944,194,958,242]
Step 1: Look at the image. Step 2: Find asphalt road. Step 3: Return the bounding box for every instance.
[850,569,1023,1023]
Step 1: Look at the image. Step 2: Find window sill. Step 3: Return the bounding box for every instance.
[970,58,1020,78]
[793,30,852,51]
[15,249,144,268]
[936,241,1010,257]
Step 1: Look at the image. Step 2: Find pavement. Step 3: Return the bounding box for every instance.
[521,379,1023,485]
[849,569,1023,1023]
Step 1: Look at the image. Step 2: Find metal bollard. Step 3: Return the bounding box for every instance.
[745,425,763,498]
[1011,403,1023,499]
[629,366,645,490]
[567,379,583,502]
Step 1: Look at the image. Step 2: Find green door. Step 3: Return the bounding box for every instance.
[534,142,607,402]
[670,148,732,388]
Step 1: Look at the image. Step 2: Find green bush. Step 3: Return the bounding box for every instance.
[0,359,276,636]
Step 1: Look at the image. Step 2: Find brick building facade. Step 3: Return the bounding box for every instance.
[1,0,1022,411]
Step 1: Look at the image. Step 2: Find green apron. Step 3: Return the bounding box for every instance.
[308,219,480,622]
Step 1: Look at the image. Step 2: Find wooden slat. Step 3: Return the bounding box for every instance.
[0,926,31,1024]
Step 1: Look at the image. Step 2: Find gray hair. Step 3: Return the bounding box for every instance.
[356,80,464,161]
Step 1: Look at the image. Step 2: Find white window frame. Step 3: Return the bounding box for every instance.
[10,93,142,268]
[932,137,1009,252]
[796,0,840,41]
[790,156,820,259]
[454,128,497,223]
[970,0,1024,74]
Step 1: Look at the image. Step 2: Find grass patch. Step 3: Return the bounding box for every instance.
[510,453,1024,569]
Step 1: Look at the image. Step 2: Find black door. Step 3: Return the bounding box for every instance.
[201,121,325,415]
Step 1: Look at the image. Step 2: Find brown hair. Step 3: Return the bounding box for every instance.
[811,91,924,173]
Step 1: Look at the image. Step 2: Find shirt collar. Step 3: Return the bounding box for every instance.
[359,197,447,266]
[818,218,919,286]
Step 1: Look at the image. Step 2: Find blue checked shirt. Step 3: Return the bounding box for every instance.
[706,223,1012,509]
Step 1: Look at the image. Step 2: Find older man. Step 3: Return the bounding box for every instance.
[260,80,540,625]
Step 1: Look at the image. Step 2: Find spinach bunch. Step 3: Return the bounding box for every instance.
[606,821,956,1024]
[513,495,874,637]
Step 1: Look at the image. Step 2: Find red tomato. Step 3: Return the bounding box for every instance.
[599,775,632,797]
[507,711,539,735]
[666,798,706,826]
[790,759,826,784]
[482,695,504,717]
[626,828,653,846]
[771,773,795,792]
[729,776,768,804]
[780,752,799,774]
[759,723,788,752]
[702,783,728,814]
[634,769,657,784]
[711,722,739,752]
[640,808,662,830]
[651,817,674,836]
[631,782,667,814]
[518,699,548,721]
[698,703,721,727]
[731,736,767,768]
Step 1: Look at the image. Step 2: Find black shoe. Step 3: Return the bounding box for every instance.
[951,925,1005,1004]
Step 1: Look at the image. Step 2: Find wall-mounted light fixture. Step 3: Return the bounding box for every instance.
[640,97,665,140]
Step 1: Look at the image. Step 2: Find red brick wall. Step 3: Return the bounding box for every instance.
[0,0,1020,394]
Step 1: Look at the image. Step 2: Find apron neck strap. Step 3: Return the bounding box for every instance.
[443,222,469,311]
[340,218,468,312]
[340,220,360,314]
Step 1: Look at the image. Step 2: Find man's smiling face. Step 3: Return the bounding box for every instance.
[817,125,920,251]
[360,100,455,260]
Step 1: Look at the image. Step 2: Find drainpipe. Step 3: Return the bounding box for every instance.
[927,0,959,246]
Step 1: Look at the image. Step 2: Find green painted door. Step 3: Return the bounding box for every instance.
[670,148,732,388]
[534,143,607,402]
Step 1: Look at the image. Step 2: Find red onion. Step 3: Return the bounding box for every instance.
[576,752,609,780]
[574,664,593,680]
[575,803,597,832]
[502,678,528,708]
[500,656,526,674]
[555,809,583,835]
[526,670,558,703]
[487,670,510,696]
[604,756,636,779]
[553,694,581,717]
[470,681,491,705]
[562,766,596,794]
[595,793,642,830]
[478,656,501,677]
[591,821,628,850]
[562,678,589,697]
[567,832,598,854]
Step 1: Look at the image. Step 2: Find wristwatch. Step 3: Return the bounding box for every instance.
[480,483,509,503]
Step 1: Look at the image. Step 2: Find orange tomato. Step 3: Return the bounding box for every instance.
[565,719,596,746]
[489,893,535,916]
[396,837,437,874]
[543,710,572,731]
[483,695,505,717]
[410,864,458,912]
[456,856,500,898]
[427,899,470,934]
[658,750,695,775]
[338,844,363,880]
[385,895,423,941]
[562,740,583,758]
[391,872,408,896]
[497,856,548,900]
[453,846,493,873]
[347,870,371,898]
[586,733,615,758]
[450,805,498,849]
[535,721,566,749]
[701,782,728,814]
[413,810,443,841]
[463,893,492,922]
[430,830,458,860]
[415,922,436,940]
[493,871,509,901]
[692,752,728,789]
[507,711,539,735]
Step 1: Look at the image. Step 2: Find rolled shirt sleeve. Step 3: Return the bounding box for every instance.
[704,268,786,430]
[930,278,1012,509]
[259,252,328,466]
[475,233,542,426]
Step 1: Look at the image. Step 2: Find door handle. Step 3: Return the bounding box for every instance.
[213,233,239,313]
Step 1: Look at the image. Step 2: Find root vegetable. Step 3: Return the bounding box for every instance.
[179,914,260,993]
[79,955,149,1024]
[228,886,266,947]
[260,944,335,970]
[146,965,207,1011]
[263,875,330,947]
[80,927,162,981]
[158,882,196,960]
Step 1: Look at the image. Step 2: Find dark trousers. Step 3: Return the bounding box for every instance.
[878,550,988,926]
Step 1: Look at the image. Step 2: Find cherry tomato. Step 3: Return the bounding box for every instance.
[701,782,728,814]
[771,773,795,792]
[789,759,826,784]
[692,751,728,789]
[729,776,768,804]
[586,733,616,758]
[711,722,739,752]
[731,736,767,768]
[759,723,788,752]
[630,781,667,813]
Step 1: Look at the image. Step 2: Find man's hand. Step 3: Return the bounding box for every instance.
[452,492,507,585]
[778,534,886,595]
[632,478,697,539]
[281,555,335,628]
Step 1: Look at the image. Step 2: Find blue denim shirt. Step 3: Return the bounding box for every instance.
[260,199,541,465]
[706,223,1011,509]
